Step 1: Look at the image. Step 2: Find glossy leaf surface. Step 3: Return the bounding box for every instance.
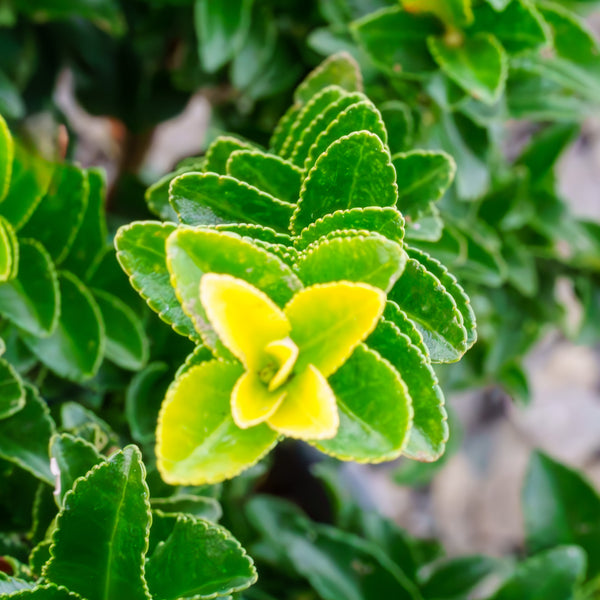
[115,221,199,340]
[157,360,279,485]
[292,131,397,232]
[316,344,413,462]
[170,173,294,233]
[44,446,152,600]
[23,272,104,382]
[145,514,256,600]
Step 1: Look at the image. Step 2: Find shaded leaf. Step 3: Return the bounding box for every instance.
[0,356,25,419]
[427,33,508,105]
[151,495,221,522]
[523,451,600,577]
[49,433,103,506]
[0,239,59,337]
[0,215,18,282]
[351,7,441,77]
[92,288,149,371]
[0,384,54,484]
[22,272,104,382]
[491,546,586,600]
[393,150,456,218]
[195,0,253,73]
[20,163,89,264]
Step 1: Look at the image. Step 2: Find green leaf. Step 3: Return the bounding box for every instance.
[367,320,447,461]
[0,384,55,484]
[351,7,441,77]
[404,206,444,242]
[523,451,600,577]
[165,227,302,356]
[379,101,414,155]
[401,0,473,27]
[170,173,294,233]
[145,514,256,600]
[296,233,406,292]
[288,91,368,167]
[156,360,279,485]
[519,3,600,102]
[126,362,172,445]
[384,300,429,358]
[0,143,53,230]
[471,0,549,54]
[0,215,18,282]
[44,446,152,600]
[389,258,467,363]
[0,239,59,337]
[296,207,405,249]
[215,223,292,245]
[114,221,200,341]
[406,246,477,349]
[490,546,586,600]
[226,149,302,204]
[280,86,348,159]
[0,357,25,419]
[427,33,508,105]
[0,114,13,202]
[60,402,116,452]
[49,433,103,508]
[270,103,302,156]
[248,496,419,600]
[30,541,52,577]
[429,112,489,199]
[151,495,221,522]
[292,131,397,233]
[61,168,108,279]
[420,555,501,598]
[516,122,579,184]
[195,0,253,73]
[0,572,34,594]
[92,288,149,371]
[294,52,363,104]
[22,272,104,382]
[204,135,255,175]
[20,163,89,264]
[303,101,388,173]
[392,150,456,218]
[2,584,83,599]
[16,0,125,35]
[316,344,413,462]
[230,2,277,91]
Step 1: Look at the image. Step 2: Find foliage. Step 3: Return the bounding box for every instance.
[1,1,600,599]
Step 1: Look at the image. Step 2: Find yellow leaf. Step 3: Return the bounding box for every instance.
[284,281,385,377]
[265,337,298,391]
[267,365,338,440]
[200,273,289,370]
[231,370,287,428]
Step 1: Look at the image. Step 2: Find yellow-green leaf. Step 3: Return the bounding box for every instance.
[284,281,385,377]
[267,365,338,440]
[157,360,279,485]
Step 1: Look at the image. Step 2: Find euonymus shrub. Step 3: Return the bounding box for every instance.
[115,55,476,485]
[308,1,600,400]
